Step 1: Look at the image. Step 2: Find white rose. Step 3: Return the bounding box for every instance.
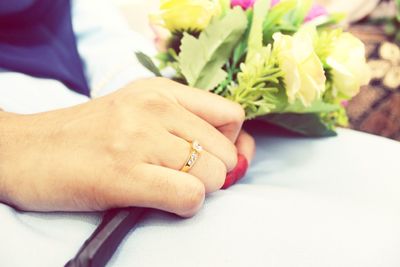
[273,25,326,106]
[326,32,371,98]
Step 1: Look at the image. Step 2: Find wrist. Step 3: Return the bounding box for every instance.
[0,111,22,204]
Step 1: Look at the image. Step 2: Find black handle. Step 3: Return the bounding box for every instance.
[65,207,148,267]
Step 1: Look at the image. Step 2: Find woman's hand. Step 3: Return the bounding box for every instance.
[0,78,247,217]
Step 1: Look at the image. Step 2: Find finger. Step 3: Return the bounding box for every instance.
[151,132,227,193]
[109,163,205,217]
[235,130,256,163]
[163,106,238,171]
[222,154,249,189]
[148,78,245,142]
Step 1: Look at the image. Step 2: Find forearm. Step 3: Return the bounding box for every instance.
[0,110,50,207]
[0,111,38,205]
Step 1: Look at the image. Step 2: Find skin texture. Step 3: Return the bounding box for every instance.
[0,78,255,217]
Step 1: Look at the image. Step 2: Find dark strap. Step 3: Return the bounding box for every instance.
[65,207,148,267]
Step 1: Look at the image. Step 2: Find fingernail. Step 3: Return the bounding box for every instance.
[222,154,249,189]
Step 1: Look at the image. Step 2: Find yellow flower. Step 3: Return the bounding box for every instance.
[157,0,221,32]
[326,32,371,98]
[273,25,326,107]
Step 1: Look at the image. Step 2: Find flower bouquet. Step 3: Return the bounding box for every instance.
[136,0,371,136]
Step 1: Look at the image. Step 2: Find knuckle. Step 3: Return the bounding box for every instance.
[105,128,149,173]
[105,128,130,155]
[176,181,205,217]
[139,91,175,114]
[104,113,150,157]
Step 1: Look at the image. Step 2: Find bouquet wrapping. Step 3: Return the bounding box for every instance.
[136,0,371,136]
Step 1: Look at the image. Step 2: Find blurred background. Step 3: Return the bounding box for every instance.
[112,0,400,141]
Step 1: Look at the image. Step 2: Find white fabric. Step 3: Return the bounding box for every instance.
[1,1,400,267]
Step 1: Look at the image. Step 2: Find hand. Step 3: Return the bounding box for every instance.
[0,78,245,217]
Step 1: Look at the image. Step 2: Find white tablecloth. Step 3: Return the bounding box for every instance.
[1,1,400,266]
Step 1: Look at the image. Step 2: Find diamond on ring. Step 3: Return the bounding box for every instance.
[180,140,202,173]
[192,140,203,152]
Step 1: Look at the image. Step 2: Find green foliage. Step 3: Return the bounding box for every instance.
[262,0,308,44]
[213,11,254,96]
[289,0,313,26]
[259,113,337,137]
[314,29,342,64]
[179,8,248,90]
[314,30,351,106]
[134,0,357,137]
[262,0,340,44]
[334,106,349,127]
[226,5,341,121]
[224,0,286,119]
[135,52,162,77]
[156,48,183,77]
[246,0,271,61]
[263,0,297,32]
[218,0,231,17]
[316,13,346,29]
[227,45,284,119]
[278,99,339,114]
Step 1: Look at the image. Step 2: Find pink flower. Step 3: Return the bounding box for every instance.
[304,4,328,22]
[341,100,349,108]
[271,0,280,7]
[150,24,171,52]
[231,0,255,10]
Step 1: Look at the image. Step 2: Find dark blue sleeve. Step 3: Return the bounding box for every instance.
[0,0,90,96]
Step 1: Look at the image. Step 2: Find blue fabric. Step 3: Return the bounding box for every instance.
[0,0,90,96]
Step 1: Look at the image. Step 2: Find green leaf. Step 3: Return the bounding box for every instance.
[231,11,254,70]
[233,39,248,66]
[288,0,313,26]
[135,52,162,77]
[278,100,340,114]
[258,113,337,137]
[396,0,400,22]
[179,8,248,90]
[316,13,346,29]
[246,0,271,61]
[263,0,297,43]
[218,0,231,17]
[227,45,284,119]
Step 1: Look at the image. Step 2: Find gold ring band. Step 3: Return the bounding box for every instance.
[180,140,202,173]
